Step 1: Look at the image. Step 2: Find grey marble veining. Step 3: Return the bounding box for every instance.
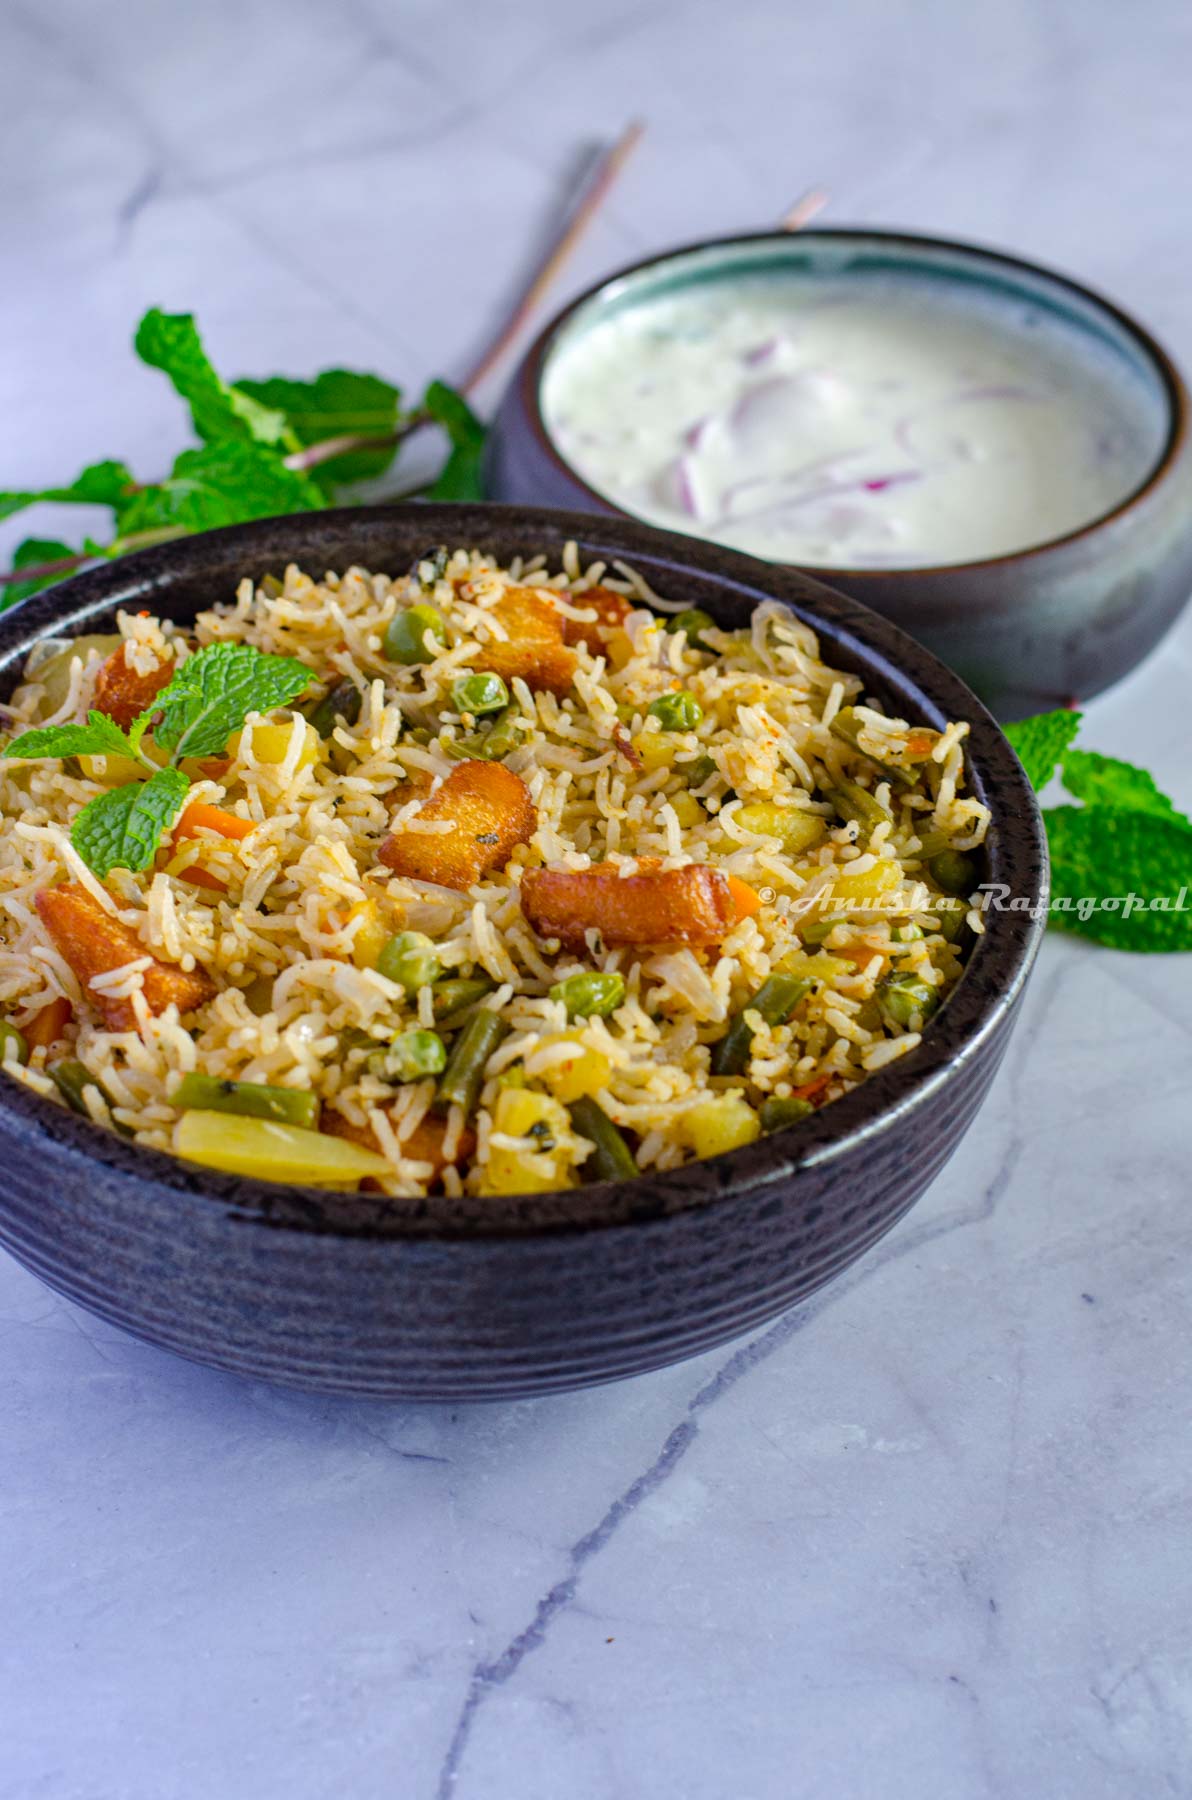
[3,1,1192,1795]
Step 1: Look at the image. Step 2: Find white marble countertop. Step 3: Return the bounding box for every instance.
[3,2,1192,1795]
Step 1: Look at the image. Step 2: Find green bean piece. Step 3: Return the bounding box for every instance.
[928,848,977,895]
[260,574,284,599]
[668,608,716,650]
[759,1095,814,1133]
[0,1020,29,1066]
[929,895,968,943]
[877,973,941,1029]
[431,976,496,1031]
[827,781,893,831]
[568,1095,638,1183]
[369,1029,447,1084]
[409,546,450,590]
[799,912,847,946]
[549,971,626,1019]
[647,691,703,732]
[681,752,718,788]
[174,1072,319,1129]
[444,704,522,763]
[829,706,918,788]
[435,1009,510,1117]
[306,679,362,739]
[384,603,446,666]
[710,975,814,1078]
[51,1060,133,1136]
[451,673,509,717]
[891,922,924,946]
[376,931,441,993]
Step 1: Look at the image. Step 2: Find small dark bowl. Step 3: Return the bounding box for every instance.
[487,228,1192,719]
[0,505,1047,1399]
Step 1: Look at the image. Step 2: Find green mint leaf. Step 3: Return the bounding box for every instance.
[134,310,297,449]
[143,641,314,760]
[1003,709,1082,794]
[1,539,80,609]
[1060,747,1189,827]
[1045,803,1192,951]
[235,370,401,488]
[0,460,136,526]
[70,766,190,878]
[423,380,487,501]
[116,440,325,538]
[5,710,135,762]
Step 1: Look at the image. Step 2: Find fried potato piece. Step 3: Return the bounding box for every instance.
[467,585,577,697]
[92,643,174,730]
[378,760,534,891]
[324,1107,475,1180]
[35,883,216,1031]
[561,584,635,648]
[520,859,752,951]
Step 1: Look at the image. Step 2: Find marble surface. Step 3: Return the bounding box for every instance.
[3,2,1192,1795]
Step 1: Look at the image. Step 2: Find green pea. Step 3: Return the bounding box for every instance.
[376,931,441,992]
[877,972,941,1029]
[384,603,445,665]
[647,691,703,732]
[50,1060,133,1137]
[451,673,510,717]
[759,1095,814,1132]
[681,753,717,788]
[930,895,968,943]
[549,971,626,1019]
[891,923,924,946]
[929,849,977,895]
[369,1029,447,1083]
[668,609,716,650]
[0,1020,29,1066]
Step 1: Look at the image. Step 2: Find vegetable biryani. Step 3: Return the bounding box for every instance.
[0,546,989,1195]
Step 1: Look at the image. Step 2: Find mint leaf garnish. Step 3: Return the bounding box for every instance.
[141,641,314,760]
[423,380,487,501]
[235,370,401,488]
[70,766,190,878]
[134,310,295,450]
[0,460,136,527]
[5,710,137,762]
[1,539,79,609]
[116,440,325,537]
[1045,805,1192,952]
[1003,709,1082,794]
[1059,748,1189,827]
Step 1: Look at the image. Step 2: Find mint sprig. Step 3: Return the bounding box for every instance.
[4,641,314,877]
[1006,709,1192,952]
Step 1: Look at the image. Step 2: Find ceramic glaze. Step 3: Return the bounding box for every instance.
[542,274,1166,568]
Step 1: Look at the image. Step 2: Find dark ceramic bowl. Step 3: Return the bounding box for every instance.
[486,228,1192,720]
[0,505,1047,1399]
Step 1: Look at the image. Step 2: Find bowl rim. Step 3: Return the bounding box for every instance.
[515,224,1190,578]
[0,502,1049,1241]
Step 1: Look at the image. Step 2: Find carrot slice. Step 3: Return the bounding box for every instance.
[726,875,762,922]
[174,800,255,843]
[35,884,216,1031]
[92,644,174,730]
[24,995,73,1051]
[521,859,751,951]
[378,760,534,891]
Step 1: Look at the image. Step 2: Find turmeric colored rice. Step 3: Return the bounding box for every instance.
[0,545,989,1195]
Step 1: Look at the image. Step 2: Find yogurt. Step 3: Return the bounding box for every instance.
[542,273,1166,568]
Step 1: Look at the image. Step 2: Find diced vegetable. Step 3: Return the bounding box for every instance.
[760,1094,815,1132]
[384,602,445,665]
[432,976,496,1030]
[375,931,442,993]
[229,717,320,769]
[668,791,703,828]
[368,1029,447,1083]
[779,948,851,982]
[735,801,827,856]
[548,971,625,1019]
[175,1110,390,1186]
[50,1058,131,1134]
[569,1094,637,1182]
[378,760,535,891]
[877,972,941,1028]
[35,883,216,1030]
[681,752,718,788]
[632,731,676,773]
[648,691,703,731]
[174,799,255,843]
[452,673,509,717]
[305,679,362,739]
[435,1008,510,1117]
[78,751,149,786]
[445,705,522,763]
[799,912,846,945]
[24,995,72,1051]
[828,858,903,907]
[710,974,813,1077]
[680,1093,761,1158]
[174,1072,319,1129]
[828,781,893,831]
[829,706,927,787]
[0,1020,29,1065]
[537,1034,611,1104]
[345,898,394,971]
[479,1086,575,1195]
[928,848,977,895]
[521,859,757,951]
[929,894,968,942]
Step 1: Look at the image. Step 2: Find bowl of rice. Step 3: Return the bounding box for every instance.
[0,505,1046,1398]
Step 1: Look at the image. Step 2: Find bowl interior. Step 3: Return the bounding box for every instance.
[536,228,1177,569]
[0,503,1048,1237]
